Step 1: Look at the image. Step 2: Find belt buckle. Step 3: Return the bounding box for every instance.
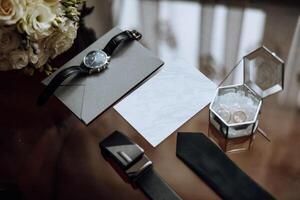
[130,30,142,40]
[100,132,152,181]
[114,144,152,181]
[125,155,152,181]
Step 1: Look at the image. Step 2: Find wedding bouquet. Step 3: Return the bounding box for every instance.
[0,0,83,75]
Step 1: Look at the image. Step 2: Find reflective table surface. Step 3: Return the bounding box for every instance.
[1,1,300,199]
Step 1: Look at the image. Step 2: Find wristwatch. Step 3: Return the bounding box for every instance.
[100,131,182,200]
[37,30,142,106]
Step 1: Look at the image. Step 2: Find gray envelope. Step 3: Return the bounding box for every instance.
[43,27,164,124]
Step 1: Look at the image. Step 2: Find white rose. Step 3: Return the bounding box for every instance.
[45,20,77,59]
[0,0,26,25]
[30,20,78,69]
[0,54,12,70]
[9,49,28,69]
[48,1,63,17]
[0,27,20,53]
[26,0,42,3]
[43,0,60,6]
[20,3,55,40]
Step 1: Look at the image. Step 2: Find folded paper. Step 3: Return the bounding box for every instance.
[114,59,217,147]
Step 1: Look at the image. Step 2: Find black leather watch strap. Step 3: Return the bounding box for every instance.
[37,66,87,106]
[103,30,142,56]
[135,168,182,200]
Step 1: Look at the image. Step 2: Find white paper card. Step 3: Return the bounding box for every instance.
[114,59,217,147]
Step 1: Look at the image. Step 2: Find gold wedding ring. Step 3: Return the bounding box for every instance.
[232,110,247,123]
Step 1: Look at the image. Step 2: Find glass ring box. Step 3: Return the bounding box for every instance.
[208,46,284,152]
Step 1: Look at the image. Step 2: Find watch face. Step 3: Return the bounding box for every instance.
[83,50,108,69]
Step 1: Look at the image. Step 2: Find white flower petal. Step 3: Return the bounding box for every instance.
[21,2,56,40]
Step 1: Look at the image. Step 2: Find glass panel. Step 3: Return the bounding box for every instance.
[244,46,284,98]
[228,123,254,138]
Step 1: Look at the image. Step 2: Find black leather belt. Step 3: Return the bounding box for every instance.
[100,131,182,200]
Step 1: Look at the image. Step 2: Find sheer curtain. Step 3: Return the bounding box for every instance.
[279,17,300,107]
[112,0,266,84]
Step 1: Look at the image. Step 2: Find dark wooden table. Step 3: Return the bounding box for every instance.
[1,1,300,200]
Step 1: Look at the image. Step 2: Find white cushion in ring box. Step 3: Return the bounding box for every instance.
[42,27,164,124]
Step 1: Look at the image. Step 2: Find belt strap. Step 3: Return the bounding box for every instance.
[100,131,182,200]
[135,168,182,200]
[176,132,275,200]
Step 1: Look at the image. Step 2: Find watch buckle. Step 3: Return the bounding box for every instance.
[131,30,142,40]
[125,155,152,181]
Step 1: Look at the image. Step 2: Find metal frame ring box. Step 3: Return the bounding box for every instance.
[208,46,284,152]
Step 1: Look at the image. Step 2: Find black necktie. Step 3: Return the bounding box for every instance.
[176,132,275,200]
